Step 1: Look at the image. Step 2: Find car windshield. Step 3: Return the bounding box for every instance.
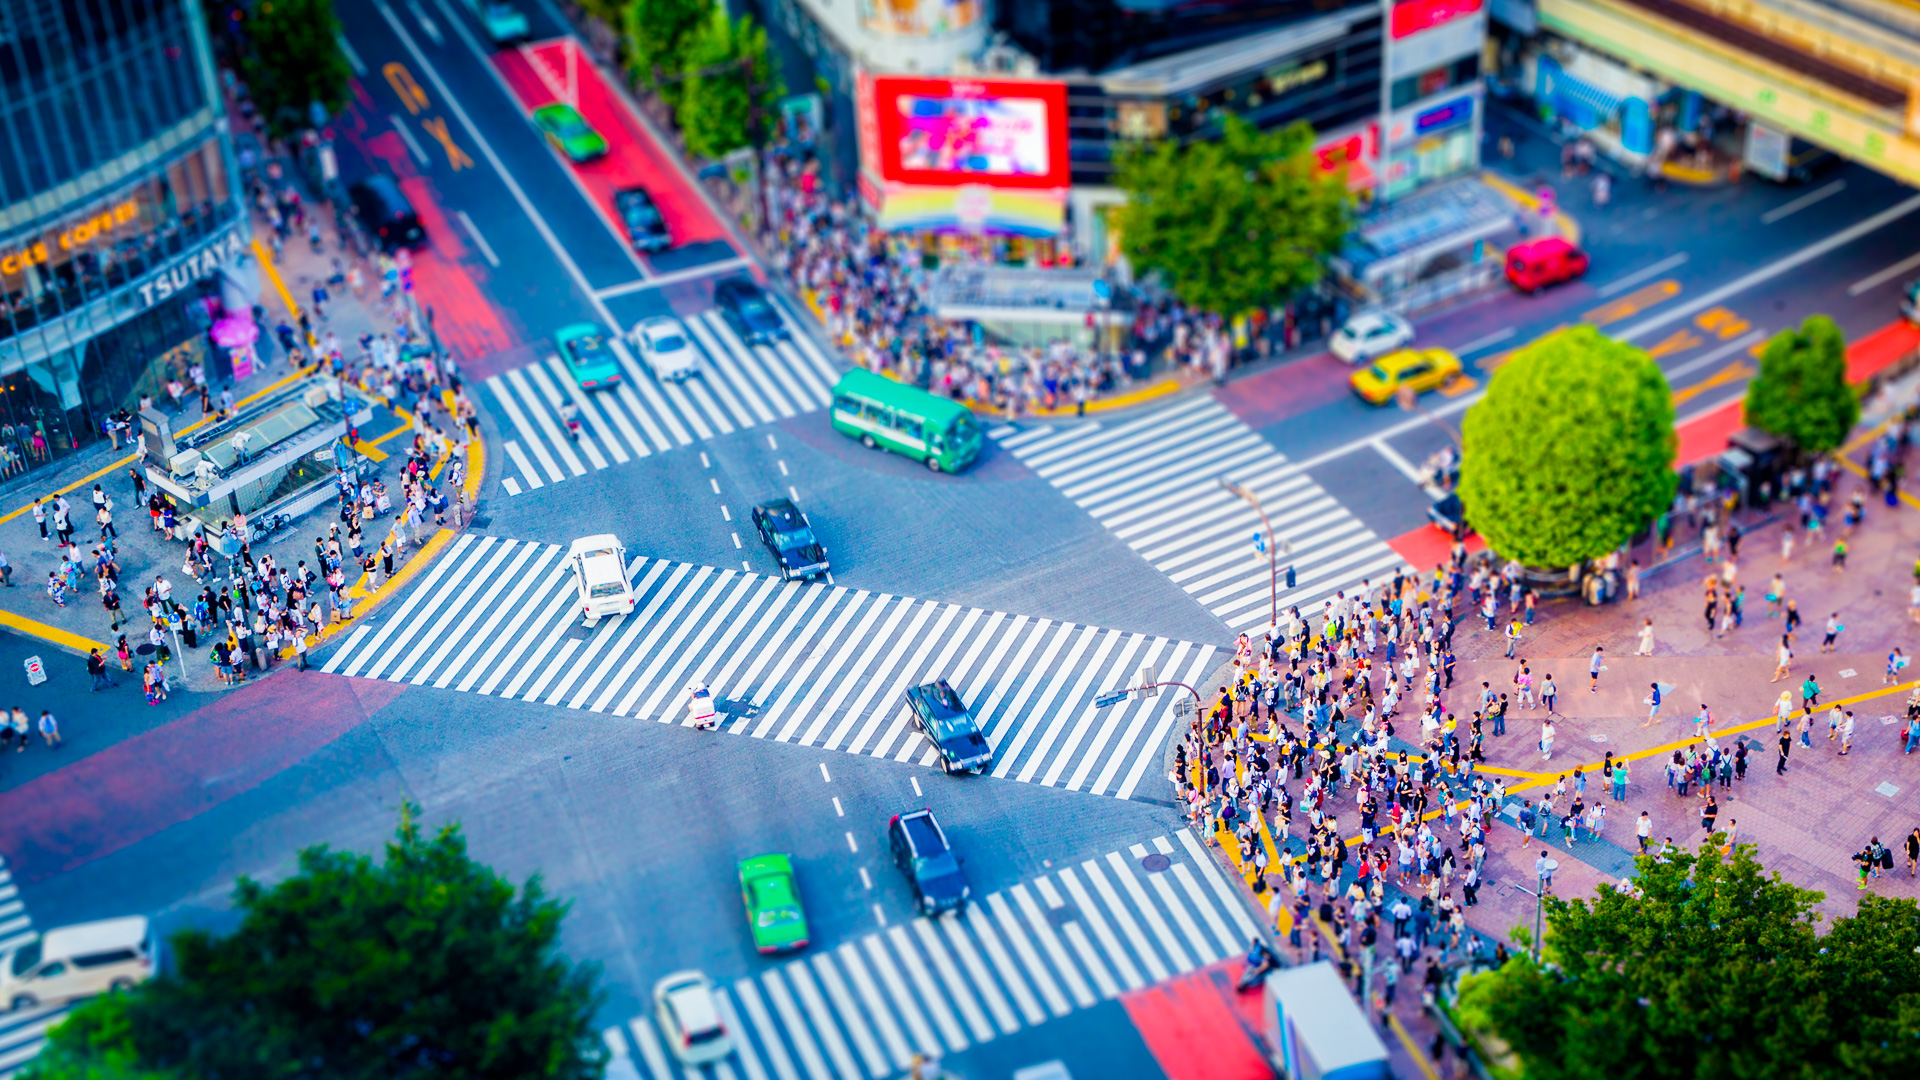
[589,581,625,598]
[570,334,610,361]
[651,334,687,352]
[756,908,800,927]
[10,941,40,976]
[773,527,816,550]
[1368,364,1389,382]
[554,113,588,136]
[624,202,659,225]
[741,300,778,326]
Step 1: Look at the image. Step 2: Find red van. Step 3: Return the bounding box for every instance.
[1505,237,1589,294]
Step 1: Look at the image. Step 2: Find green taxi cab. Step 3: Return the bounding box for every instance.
[738,853,809,953]
[532,103,607,162]
[556,323,622,390]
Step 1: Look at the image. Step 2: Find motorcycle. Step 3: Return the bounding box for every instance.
[1236,937,1280,992]
[686,682,720,730]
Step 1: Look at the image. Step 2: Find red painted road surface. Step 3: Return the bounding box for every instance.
[338,81,522,369]
[492,39,730,254]
[1215,353,1357,429]
[1388,521,1485,570]
[1123,959,1276,1080]
[0,673,403,884]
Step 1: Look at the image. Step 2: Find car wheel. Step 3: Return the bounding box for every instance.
[925,456,941,473]
[940,757,953,774]
[109,977,135,992]
[10,994,35,1012]
[861,434,877,450]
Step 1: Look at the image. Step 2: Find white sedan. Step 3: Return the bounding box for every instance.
[568,534,633,626]
[633,316,699,381]
[1329,310,1415,364]
[654,970,732,1064]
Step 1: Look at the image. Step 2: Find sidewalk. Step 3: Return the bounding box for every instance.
[0,136,481,688]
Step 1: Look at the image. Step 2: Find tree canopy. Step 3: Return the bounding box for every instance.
[1458,325,1676,567]
[30,807,603,1080]
[673,10,782,161]
[620,0,713,105]
[237,0,352,140]
[1744,314,1859,455]
[1453,840,1920,1079]
[1112,115,1351,316]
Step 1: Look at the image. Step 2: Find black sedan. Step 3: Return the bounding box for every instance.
[751,499,828,582]
[715,277,789,345]
[888,808,969,916]
[906,680,992,774]
[614,187,671,253]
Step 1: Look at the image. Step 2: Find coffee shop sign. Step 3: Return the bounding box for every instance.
[135,227,246,310]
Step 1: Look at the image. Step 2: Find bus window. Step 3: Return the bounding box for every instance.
[895,412,923,434]
[863,402,893,427]
[833,393,862,414]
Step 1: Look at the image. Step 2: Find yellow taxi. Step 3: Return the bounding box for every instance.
[1349,347,1463,405]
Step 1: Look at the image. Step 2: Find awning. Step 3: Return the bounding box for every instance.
[1536,57,1623,130]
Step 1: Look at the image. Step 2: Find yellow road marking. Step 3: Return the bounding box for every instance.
[1693,307,1751,340]
[352,440,390,462]
[1671,361,1756,406]
[0,608,108,655]
[253,239,301,321]
[1437,374,1479,397]
[1647,328,1705,360]
[1583,280,1680,325]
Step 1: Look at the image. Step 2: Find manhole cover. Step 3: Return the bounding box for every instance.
[1141,853,1171,873]
[1047,905,1077,927]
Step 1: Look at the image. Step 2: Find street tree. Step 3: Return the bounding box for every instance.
[1458,325,1676,567]
[1744,314,1859,455]
[1451,841,1920,1079]
[236,0,352,140]
[673,10,782,161]
[621,0,713,104]
[29,806,604,1080]
[1112,115,1350,316]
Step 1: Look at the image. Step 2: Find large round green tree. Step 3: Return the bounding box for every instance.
[29,807,604,1079]
[1744,314,1859,454]
[1459,326,1676,567]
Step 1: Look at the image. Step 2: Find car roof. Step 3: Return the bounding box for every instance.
[535,103,582,119]
[556,322,605,343]
[716,277,763,297]
[1512,236,1578,257]
[739,852,793,880]
[1346,310,1402,331]
[656,970,721,1029]
[616,186,656,204]
[639,316,685,338]
[1376,348,1449,372]
[42,917,150,955]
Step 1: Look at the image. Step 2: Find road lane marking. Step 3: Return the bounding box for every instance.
[1583,280,1680,325]
[1671,361,1755,405]
[377,1,628,329]
[1761,179,1846,224]
[454,209,499,265]
[406,0,444,44]
[1369,438,1427,486]
[1664,329,1768,381]
[1595,253,1689,297]
[593,256,757,298]
[337,33,367,75]
[388,114,431,164]
[1850,250,1920,296]
[1454,327,1514,355]
[1645,328,1704,359]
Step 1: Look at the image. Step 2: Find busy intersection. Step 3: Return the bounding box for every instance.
[7,0,1920,1078]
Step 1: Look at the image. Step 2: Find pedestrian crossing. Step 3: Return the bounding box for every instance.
[602,831,1260,1080]
[994,396,1411,633]
[0,855,59,1079]
[485,308,843,496]
[321,535,1219,800]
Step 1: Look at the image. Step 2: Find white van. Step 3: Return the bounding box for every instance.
[1,917,155,1010]
[569,534,634,627]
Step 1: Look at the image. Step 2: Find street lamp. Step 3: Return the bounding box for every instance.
[1218,478,1290,631]
[1509,855,1558,963]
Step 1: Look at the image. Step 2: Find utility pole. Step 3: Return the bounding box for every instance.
[1219,477,1291,631]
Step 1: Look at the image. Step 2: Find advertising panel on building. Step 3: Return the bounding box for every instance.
[861,75,1072,236]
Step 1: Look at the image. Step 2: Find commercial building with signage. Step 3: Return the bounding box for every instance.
[0,0,250,480]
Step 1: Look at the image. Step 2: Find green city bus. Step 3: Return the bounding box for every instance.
[829,368,982,473]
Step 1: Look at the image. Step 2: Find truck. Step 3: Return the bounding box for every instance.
[1264,962,1390,1080]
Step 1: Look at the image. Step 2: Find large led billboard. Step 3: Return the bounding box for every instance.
[870,77,1071,189]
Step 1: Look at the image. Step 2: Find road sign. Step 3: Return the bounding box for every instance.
[24,655,46,686]
[1173,698,1196,719]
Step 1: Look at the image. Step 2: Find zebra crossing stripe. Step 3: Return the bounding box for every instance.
[325,543,1218,800]
[714,988,775,1080]
[994,397,1410,629]
[806,954,889,1078]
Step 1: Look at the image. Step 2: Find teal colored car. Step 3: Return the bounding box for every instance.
[463,0,528,44]
[555,323,622,390]
[738,854,809,954]
[533,103,607,162]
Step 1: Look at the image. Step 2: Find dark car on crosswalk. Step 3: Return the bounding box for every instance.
[888,808,969,915]
[906,680,992,774]
[751,499,828,582]
[715,278,789,346]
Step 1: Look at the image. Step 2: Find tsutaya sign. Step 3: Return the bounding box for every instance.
[1539,0,1920,184]
[134,226,247,311]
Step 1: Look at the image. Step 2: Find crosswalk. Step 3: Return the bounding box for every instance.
[994,396,1411,633]
[602,831,1260,1080]
[322,536,1218,800]
[486,308,842,495]
[0,856,58,1078]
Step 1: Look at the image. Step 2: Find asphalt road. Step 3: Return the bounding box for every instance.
[11,7,1920,1076]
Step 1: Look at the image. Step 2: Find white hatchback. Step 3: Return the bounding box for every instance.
[633,316,699,381]
[1329,310,1415,363]
[654,970,732,1064]
[569,534,633,627]
[1,916,156,1011]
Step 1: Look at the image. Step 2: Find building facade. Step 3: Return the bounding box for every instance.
[0,0,250,480]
